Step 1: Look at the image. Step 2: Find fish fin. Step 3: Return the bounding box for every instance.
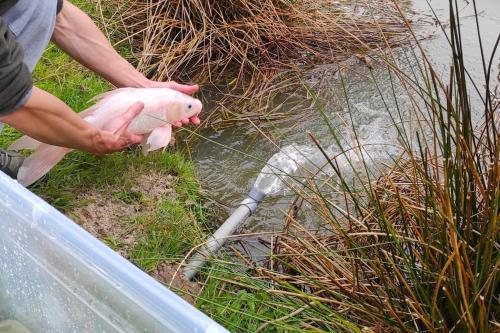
[8,136,42,151]
[87,88,130,104]
[79,88,135,118]
[17,144,72,187]
[141,132,151,156]
[142,125,172,155]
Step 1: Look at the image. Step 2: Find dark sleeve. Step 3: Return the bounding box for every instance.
[57,0,63,14]
[0,17,33,116]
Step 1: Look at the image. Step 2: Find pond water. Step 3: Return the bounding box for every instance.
[190,0,499,241]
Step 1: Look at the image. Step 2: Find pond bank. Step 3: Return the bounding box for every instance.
[0,0,213,306]
[2,0,496,331]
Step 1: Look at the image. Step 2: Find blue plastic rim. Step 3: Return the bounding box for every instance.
[0,171,228,333]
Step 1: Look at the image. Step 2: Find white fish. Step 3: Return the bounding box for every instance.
[9,87,202,187]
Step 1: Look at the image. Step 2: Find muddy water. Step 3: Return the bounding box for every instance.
[190,0,499,238]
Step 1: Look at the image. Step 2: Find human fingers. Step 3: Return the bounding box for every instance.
[112,102,145,135]
[167,81,199,95]
[189,116,201,125]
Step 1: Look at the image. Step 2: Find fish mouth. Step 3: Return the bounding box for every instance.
[192,99,203,115]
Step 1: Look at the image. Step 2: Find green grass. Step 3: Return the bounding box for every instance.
[194,261,360,332]
[129,196,206,270]
[0,0,211,297]
[197,267,304,332]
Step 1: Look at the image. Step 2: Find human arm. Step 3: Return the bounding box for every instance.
[0,7,141,155]
[0,87,144,155]
[52,0,200,126]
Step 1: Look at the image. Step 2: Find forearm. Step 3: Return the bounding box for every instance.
[52,0,149,88]
[0,87,99,152]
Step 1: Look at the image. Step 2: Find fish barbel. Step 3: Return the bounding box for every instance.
[9,87,202,186]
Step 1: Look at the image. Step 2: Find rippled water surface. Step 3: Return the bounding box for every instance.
[190,0,499,235]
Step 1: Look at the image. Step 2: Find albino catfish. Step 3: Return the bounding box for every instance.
[9,87,203,187]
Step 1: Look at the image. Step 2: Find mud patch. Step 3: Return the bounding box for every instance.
[131,173,177,201]
[70,171,178,256]
[70,192,141,256]
[69,169,204,303]
[151,262,201,305]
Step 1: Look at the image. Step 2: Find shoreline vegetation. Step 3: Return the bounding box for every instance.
[104,0,412,129]
[0,0,496,331]
[183,0,498,331]
[106,0,496,331]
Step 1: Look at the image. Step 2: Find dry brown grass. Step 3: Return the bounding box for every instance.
[248,146,497,331]
[102,0,411,127]
[192,2,499,328]
[494,64,500,112]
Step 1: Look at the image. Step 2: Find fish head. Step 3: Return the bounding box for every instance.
[164,94,203,123]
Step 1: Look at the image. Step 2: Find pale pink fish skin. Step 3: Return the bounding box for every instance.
[11,87,202,186]
[142,124,172,155]
[83,87,202,133]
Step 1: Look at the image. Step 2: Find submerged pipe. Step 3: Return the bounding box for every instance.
[183,186,266,281]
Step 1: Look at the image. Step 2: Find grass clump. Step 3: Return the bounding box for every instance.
[195,260,365,332]
[104,0,411,127]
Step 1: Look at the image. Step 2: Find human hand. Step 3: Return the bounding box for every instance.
[91,102,144,155]
[143,80,201,127]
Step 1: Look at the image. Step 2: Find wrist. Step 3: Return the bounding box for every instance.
[86,128,108,155]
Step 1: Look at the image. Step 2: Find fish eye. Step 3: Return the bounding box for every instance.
[188,104,192,109]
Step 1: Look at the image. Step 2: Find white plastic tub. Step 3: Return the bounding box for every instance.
[0,172,228,333]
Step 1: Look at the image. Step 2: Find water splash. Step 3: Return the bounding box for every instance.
[253,144,328,195]
[253,113,403,196]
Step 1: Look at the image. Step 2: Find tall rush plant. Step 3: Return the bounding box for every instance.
[251,0,498,331]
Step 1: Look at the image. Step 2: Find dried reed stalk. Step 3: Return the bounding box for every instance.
[105,0,410,127]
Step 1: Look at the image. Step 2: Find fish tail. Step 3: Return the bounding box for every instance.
[17,144,72,187]
[8,135,42,151]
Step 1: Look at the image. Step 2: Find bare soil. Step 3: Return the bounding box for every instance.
[70,171,177,256]
[151,262,201,305]
[69,170,203,302]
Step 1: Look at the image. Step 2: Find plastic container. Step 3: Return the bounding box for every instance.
[0,172,228,333]
[0,320,32,333]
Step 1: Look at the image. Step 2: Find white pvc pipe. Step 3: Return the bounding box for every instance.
[183,187,265,280]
